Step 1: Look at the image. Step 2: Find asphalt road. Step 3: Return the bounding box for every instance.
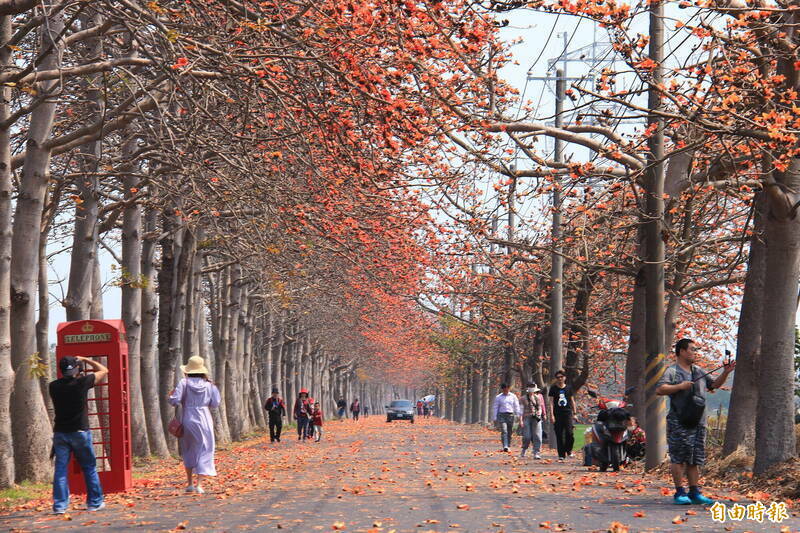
[2,417,798,532]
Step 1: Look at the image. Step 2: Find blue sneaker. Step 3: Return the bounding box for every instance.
[674,493,692,505]
[673,488,691,505]
[689,492,714,505]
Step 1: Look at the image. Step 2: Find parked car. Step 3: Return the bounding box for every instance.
[386,399,415,423]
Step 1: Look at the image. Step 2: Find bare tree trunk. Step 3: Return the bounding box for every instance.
[723,193,766,455]
[273,315,283,398]
[10,7,65,482]
[157,217,178,451]
[122,160,150,457]
[643,0,667,470]
[65,10,104,323]
[264,310,274,398]
[501,337,513,386]
[224,264,243,440]
[90,257,104,318]
[158,221,193,449]
[238,290,253,434]
[0,14,14,487]
[211,267,231,441]
[754,164,800,473]
[207,268,230,442]
[140,201,168,457]
[36,229,53,422]
[625,270,647,426]
[248,307,265,429]
[470,363,481,423]
[564,272,596,392]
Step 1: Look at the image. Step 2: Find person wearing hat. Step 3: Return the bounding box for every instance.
[168,356,221,494]
[520,383,546,459]
[293,388,312,441]
[49,355,109,514]
[264,388,286,443]
[350,398,361,421]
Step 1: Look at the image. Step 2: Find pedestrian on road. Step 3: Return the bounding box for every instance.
[363,405,369,418]
[350,398,361,421]
[49,355,109,514]
[307,395,316,439]
[264,388,286,443]
[626,416,646,461]
[492,383,521,452]
[311,402,324,442]
[416,400,424,416]
[169,356,222,494]
[520,383,545,459]
[337,398,347,420]
[548,370,576,462]
[657,338,734,505]
[294,388,312,441]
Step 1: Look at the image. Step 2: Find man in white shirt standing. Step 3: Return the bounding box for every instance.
[493,383,521,452]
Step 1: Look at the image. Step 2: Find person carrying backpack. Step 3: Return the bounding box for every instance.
[350,399,361,421]
[294,389,312,441]
[656,338,734,505]
[520,383,545,459]
[264,388,286,443]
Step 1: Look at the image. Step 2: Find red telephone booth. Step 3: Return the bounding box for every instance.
[56,320,132,494]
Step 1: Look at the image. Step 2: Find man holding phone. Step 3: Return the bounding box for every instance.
[657,339,735,505]
[49,355,109,514]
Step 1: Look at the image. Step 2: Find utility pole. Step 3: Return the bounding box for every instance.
[550,70,565,378]
[644,0,667,471]
[503,168,516,388]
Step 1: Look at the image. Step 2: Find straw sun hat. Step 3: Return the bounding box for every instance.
[181,355,210,375]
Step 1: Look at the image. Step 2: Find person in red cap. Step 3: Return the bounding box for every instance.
[293,389,312,441]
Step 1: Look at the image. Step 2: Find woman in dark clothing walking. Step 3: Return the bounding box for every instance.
[350,398,361,421]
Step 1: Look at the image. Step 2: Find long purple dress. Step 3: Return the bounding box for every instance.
[169,377,221,476]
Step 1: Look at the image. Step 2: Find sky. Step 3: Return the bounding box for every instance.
[44,7,798,358]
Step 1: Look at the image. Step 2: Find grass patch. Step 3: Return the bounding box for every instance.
[573,424,589,451]
[0,481,49,511]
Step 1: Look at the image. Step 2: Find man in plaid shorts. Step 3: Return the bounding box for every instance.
[657,339,735,505]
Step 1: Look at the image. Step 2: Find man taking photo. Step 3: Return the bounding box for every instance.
[657,339,734,505]
[49,355,108,514]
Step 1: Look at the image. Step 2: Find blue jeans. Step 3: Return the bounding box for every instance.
[297,417,310,439]
[497,412,515,449]
[521,416,542,453]
[53,431,103,512]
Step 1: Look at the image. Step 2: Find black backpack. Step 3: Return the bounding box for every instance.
[677,366,706,428]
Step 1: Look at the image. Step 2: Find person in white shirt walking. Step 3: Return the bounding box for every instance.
[492,383,521,452]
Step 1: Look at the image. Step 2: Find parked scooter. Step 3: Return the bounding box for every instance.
[582,387,635,472]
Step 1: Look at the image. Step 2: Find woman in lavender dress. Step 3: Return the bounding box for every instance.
[169,356,221,494]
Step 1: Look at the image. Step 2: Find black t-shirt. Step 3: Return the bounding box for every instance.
[49,374,96,432]
[548,384,574,415]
